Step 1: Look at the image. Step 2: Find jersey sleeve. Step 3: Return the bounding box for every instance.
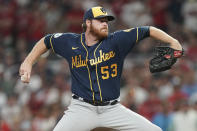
[44,33,75,57]
[112,26,150,57]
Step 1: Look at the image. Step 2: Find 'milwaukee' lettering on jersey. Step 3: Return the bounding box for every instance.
[72,50,115,68]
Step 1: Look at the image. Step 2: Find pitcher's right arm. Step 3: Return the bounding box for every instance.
[19,38,48,83]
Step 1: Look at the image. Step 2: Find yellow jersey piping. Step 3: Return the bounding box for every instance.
[80,34,95,102]
[136,27,139,43]
[94,42,103,102]
[50,34,55,53]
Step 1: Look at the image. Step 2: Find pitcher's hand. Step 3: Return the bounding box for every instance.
[19,62,32,83]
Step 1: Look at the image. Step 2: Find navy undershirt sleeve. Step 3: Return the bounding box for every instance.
[44,34,53,49]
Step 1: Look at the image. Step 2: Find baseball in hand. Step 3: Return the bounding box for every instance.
[21,74,28,82]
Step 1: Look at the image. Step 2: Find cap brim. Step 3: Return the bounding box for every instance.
[94,15,115,21]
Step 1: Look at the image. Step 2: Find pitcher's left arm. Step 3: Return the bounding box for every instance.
[149,26,182,50]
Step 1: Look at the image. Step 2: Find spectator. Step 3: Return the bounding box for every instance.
[169,100,197,131]
[168,84,188,110]
[65,0,84,33]
[186,35,197,62]
[168,0,184,25]
[121,0,152,27]
[181,69,197,97]
[148,0,170,31]
[138,87,161,120]
[182,0,197,33]
[152,101,173,131]
[0,95,21,131]
[0,117,11,131]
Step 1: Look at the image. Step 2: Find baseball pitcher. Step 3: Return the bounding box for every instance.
[19,6,183,131]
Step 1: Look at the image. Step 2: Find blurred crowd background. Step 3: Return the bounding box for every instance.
[1,0,197,131]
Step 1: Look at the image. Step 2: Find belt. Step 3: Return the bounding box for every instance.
[72,95,119,106]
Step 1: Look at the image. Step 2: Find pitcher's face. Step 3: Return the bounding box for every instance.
[89,18,109,39]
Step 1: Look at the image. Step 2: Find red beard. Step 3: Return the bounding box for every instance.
[90,23,108,40]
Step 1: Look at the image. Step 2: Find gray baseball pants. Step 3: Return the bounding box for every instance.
[53,98,162,131]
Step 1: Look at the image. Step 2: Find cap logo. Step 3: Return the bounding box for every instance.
[92,7,108,18]
[100,8,106,14]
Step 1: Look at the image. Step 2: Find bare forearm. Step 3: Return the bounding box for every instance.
[149,26,182,50]
[19,37,48,83]
[24,37,48,65]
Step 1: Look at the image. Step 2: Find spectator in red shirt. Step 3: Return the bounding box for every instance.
[0,119,11,131]
[148,0,170,31]
[139,87,161,120]
[65,1,84,33]
[0,1,16,37]
[186,35,197,62]
[168,85,188,109]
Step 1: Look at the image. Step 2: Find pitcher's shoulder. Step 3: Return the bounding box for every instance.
[53,33,80,39]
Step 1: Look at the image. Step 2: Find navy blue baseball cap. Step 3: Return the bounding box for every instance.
[83,6,115,22]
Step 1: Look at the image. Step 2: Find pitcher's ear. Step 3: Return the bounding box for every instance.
[82,23,87,32]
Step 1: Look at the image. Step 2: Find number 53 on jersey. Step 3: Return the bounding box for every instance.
[101,63,117,80]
